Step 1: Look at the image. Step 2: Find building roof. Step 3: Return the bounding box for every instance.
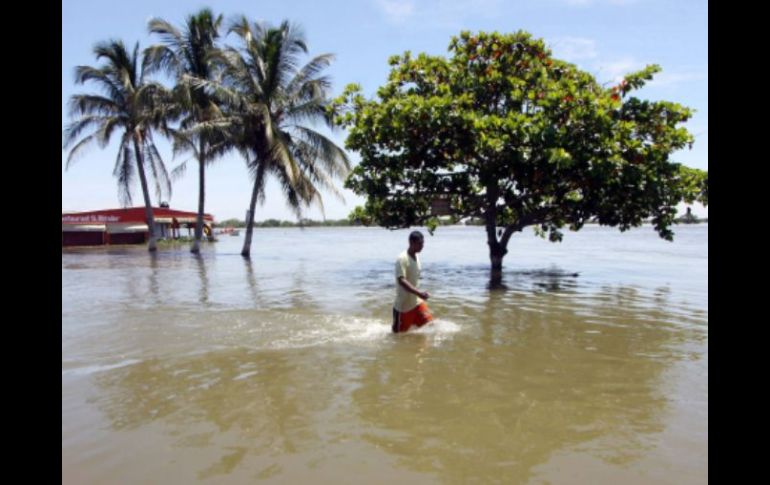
[61,207,214,225]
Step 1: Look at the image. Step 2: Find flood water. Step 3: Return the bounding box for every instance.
[62,224,707,483]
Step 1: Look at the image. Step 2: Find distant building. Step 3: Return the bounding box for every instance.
[62,207,214,247]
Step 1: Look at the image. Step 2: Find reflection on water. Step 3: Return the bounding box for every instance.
[194,254,209,305]
[62,225,707,483]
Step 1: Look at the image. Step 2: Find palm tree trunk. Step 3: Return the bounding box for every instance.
[241,168,264,258]
[191,139,206,254]
[133,133,157,252]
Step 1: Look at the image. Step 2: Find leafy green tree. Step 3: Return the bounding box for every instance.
[347,205,372,225]
[335,30,708,275]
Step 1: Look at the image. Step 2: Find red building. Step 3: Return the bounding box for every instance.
[62,207,215,247]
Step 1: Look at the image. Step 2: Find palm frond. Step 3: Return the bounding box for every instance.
[142,44,179,77]
[62,115,107,149]
[292,126,351,177]
[171,159,190,182]
[286,54,334,97]
[63,133,97,169]
[73,66,125,103]
[145,137,172,201]
[67,94,121,118]
[147,18,183,46]
[114,141,135,207]
[98,117,125,148]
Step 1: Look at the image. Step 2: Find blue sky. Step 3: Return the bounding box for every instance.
[62,0,708,220]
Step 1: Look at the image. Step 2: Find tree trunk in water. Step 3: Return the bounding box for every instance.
[490,253,504,271]
[488,247,506,288]
[191,141,206,254]
[485,218,507,288]
[241,169,263,258]
[133,133,157,252]
[484,194,507,286]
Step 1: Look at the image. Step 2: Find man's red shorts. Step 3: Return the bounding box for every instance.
[392,302,433,333]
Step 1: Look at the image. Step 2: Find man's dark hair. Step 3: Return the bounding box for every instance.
[409,231,424,242]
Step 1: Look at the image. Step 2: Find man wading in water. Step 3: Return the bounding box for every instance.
[392,231,434,333]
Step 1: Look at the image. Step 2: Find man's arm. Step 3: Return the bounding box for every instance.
[398,276,430,300]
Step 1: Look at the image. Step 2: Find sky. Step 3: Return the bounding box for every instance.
[62,0,708,221]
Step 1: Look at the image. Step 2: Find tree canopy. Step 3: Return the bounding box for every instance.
[333,30,708,270]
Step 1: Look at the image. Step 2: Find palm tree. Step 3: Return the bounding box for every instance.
[211,18,351,258]
[145,8,226,254]
[63,40,172,252]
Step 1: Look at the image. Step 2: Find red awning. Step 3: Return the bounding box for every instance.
[62,207,214,225]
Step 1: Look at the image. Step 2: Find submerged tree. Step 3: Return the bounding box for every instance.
[209,19,351,258]
[145,8,227,254]
[335,30,708,277]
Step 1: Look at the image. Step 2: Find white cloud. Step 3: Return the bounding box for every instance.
[583,51,707,90]
[439,0,503,14]
[594,57,646,84]
[595,63,708,89]
[374,0,503,26]
[648,69,707,88]
[375,0,415,23]
[550,37,598,62]
[562,0,639,5]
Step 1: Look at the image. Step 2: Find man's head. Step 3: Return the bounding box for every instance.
[408,230,425,253]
